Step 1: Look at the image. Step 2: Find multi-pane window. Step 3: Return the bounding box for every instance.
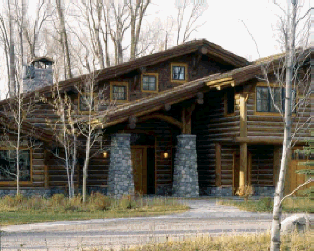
[113,85,127,100]
[172,66,186,80]
[256,86,295,113]
[142,75,157,91]
[0,150,31,182]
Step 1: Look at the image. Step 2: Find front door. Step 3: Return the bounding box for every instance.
[131,146,147,194]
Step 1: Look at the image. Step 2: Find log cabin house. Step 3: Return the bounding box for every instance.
[0,39,311,197]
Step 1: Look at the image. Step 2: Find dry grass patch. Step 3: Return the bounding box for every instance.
[0,193,189,225]
[217,197,313,213]
[123,231,312,251]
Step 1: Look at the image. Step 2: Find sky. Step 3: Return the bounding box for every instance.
[152,0,310,61]
[0,0,311,99]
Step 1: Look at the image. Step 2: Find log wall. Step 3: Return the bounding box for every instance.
[246,82,311,140]
[192,90,241,193]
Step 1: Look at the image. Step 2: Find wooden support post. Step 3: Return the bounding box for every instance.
[239,143,247,188]
[182,108,186,134]
[239,94,247,138]
[44,165,49,189]
[182,104,195,134]
[129,116,137,129]
[215,143,222,186]
[273,146,281,186]
[239,93,248,188]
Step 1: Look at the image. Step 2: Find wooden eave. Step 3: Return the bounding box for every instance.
[81,58,287,128]
[0,112,54,144]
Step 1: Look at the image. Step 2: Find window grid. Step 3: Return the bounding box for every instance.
[113,85,126,100]
[172,66,185,80]
[0,150,31,182]
[256,86,295,113]
[142,75,157,91]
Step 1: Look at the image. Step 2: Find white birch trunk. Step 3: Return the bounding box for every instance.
[270,1,296,250]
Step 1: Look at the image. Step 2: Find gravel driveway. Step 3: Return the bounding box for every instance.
[1,199,275,251]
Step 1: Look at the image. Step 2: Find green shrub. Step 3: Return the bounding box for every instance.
[26,196,45,210]
[88,192,111,211]
[1,195,16,208]
[50,193,66,208]
[117,195,137,210]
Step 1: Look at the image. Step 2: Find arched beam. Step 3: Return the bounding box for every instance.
[137,113,183,129]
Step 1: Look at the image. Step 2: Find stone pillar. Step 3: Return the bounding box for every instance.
[172,134,199,197]
[107,133,134,198]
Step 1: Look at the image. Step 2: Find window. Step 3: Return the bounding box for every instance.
[142,73,158,92]
[110,82,128,102]
[256,86,296,113]
[113,86,126,100]
[79,93,95,112]
[0,149,31,182]
[225,88,235,115]
[171,63,188,82]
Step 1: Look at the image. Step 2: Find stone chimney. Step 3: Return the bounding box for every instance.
[23,57,54,93]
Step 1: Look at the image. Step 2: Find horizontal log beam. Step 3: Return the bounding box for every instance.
[235,137,307,145]
[206,77,233,86]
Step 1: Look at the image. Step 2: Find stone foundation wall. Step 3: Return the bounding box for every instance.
[107,133,134,198]
[172,134,199,197]
[0,189,51,197]
[201,187,233,196]
[253,186,275,197]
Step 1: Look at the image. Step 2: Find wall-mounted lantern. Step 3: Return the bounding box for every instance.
[103,151,108,158]
[163,152,169,159]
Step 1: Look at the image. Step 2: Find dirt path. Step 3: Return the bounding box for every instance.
[1,199,274,250]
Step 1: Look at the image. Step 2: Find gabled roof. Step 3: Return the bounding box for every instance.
[15,39,248,99]
[85,48,310,129]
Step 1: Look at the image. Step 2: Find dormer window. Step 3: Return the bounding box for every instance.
[171,63,188,83]
[142,73,158,92]
[110,82,128,103]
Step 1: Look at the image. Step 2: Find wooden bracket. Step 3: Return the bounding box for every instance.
[129,116,137,129]
[196,92,204,104]
[164,103,171,111]
[182,104,196,134]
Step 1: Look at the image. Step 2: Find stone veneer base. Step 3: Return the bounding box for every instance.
[107,133,134,198]
[172,134,199,197]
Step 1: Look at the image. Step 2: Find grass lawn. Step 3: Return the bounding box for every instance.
[0,194,189,226]
[217,196,313,213]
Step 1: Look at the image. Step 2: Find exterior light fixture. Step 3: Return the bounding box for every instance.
[163,152,169,159]
[103,151,108,158]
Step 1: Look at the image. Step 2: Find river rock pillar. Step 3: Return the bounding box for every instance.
[107,133,134,198]
[172,134,199,197]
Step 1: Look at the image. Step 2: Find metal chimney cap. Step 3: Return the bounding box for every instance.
[30,56,54,65]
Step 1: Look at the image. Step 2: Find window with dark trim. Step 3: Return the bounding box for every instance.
[226,88,235,114]
[172,66,185,80]
[0,149,31,181]
[256,86,296,113]
[142,75,157,91]
[112,85,127,100]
